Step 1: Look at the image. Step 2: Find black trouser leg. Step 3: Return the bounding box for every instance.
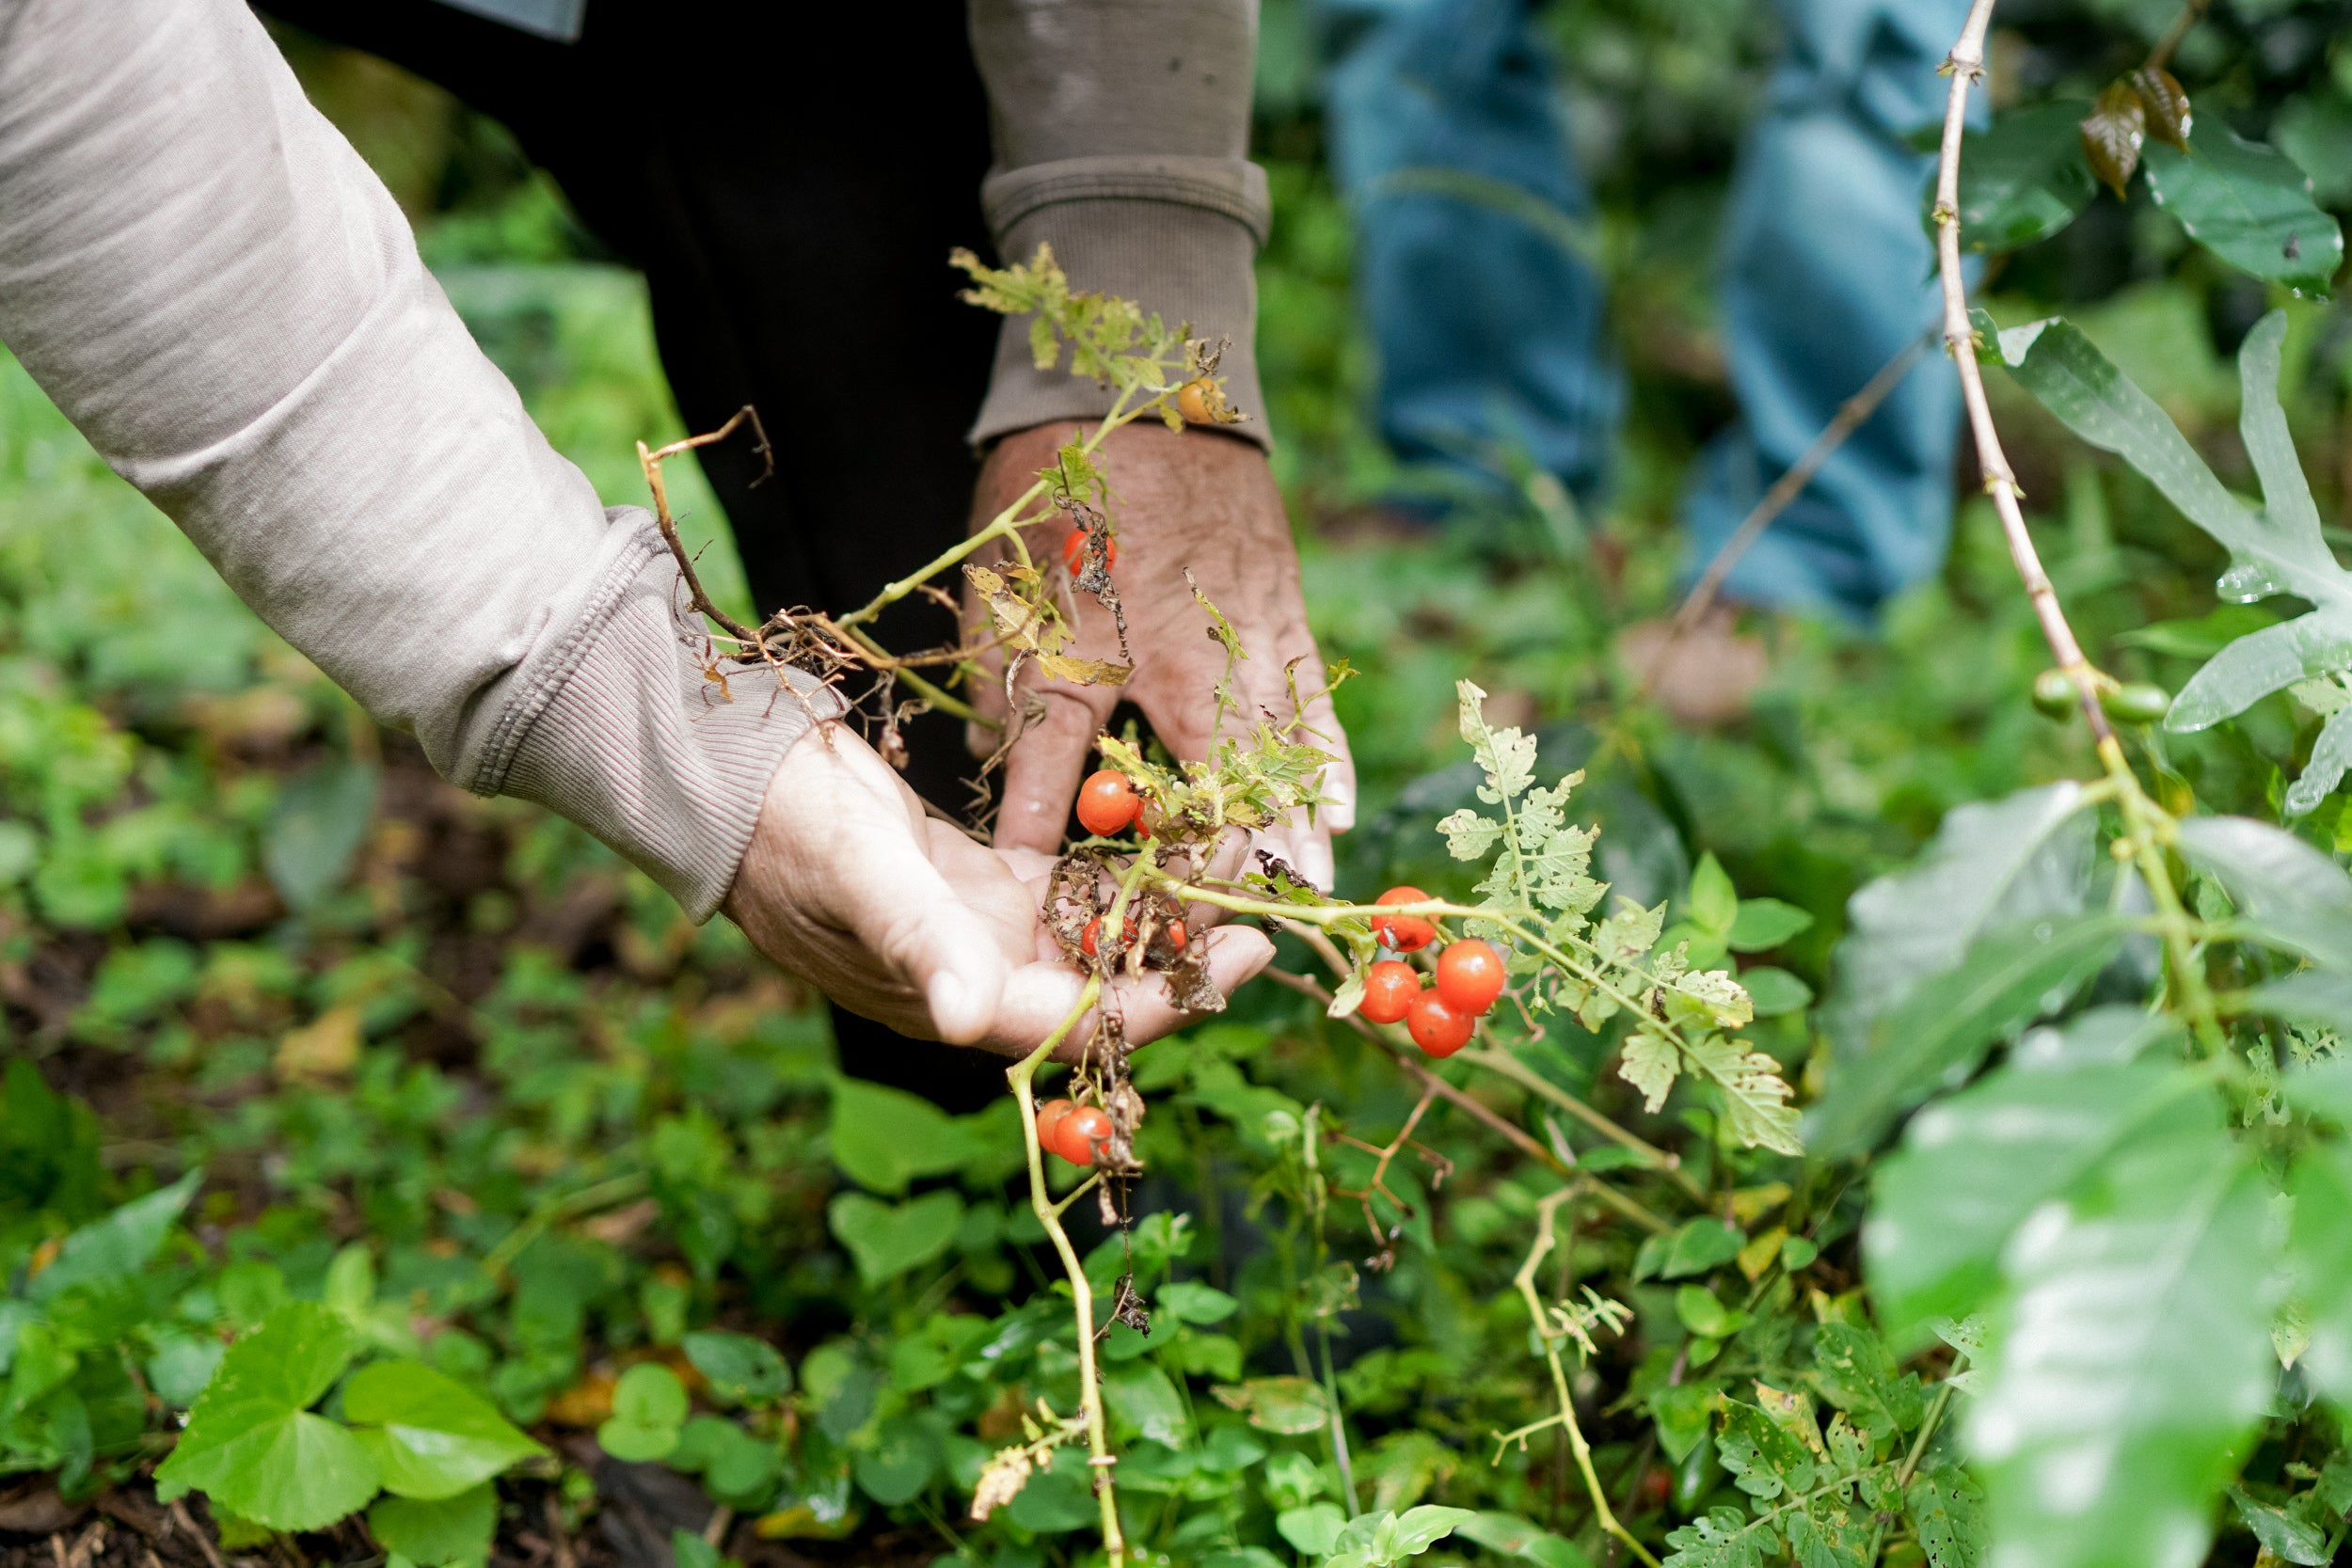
[261,0,1013,1112]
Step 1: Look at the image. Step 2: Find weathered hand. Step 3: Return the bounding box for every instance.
[966,420,1356,885]
[724,723,1273,1054]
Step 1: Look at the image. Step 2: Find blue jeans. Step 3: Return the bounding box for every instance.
[1317,0,1973,623]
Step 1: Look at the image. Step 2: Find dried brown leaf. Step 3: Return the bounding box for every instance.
[2131,66,2192,152]
[2080,81,2147,198]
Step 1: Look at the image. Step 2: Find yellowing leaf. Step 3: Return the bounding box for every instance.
[276,1005,362,1082]
[1619,1033,1679,1113]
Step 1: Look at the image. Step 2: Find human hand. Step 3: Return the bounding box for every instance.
[965,420,1356,885]
[724,722,1274,1054]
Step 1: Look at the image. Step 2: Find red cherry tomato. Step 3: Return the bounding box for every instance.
[1406,990,1474,1057]
[1367,886,1438,952]
[1435,939,1505,1016]
[1166,920,1187,951]
[1076,770,1142,837]
[1081,914,1123,957]
[1036,1098,1075,1150]
[1359,959,1422,1025]
[1052,1105,1114,1164]
[1062,529,1118,573]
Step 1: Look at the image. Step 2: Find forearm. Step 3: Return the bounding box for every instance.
[965,0,1271,448]
[0,0,818,917]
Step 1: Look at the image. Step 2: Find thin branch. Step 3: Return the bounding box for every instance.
[1262,966,1672,1235]
[1499,1190,1661,1568]
[1646,330,1931,687]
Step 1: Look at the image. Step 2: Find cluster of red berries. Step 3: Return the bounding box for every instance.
[1080,911,1185,956]
[1036,1098,1113,1165]
[1076,769,1145,837]
[1357,885,1505,1058]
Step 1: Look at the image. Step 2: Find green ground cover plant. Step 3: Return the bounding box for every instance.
[19,4,2352,1568]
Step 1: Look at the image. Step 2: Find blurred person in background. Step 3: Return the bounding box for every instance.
[1315,0,1974,722]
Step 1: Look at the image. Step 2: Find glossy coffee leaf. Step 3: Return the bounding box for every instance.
[1968,1129,2274,1568]
[2145,127,2344,295]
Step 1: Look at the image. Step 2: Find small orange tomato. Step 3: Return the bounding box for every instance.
[1081,914,1122,957]
[1075,770,1142,837]
[1406,990,1474,1057]
[1053,1105,1113,1164]
[1175,379,1216,424]
[1434,939,1505,1015]
[1062,529,1118,573]
[1359,959,1422,1025]
[1036,1098,1075,1150]
[1367,886,1438,952]
[1166,920,1187,951]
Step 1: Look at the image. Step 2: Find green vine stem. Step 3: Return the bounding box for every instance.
[1495,1187,1662,1568]
[1007,973,1123,1568]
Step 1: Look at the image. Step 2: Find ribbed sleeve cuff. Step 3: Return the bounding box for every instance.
[970,155,1272,451]
[473,508,839,922]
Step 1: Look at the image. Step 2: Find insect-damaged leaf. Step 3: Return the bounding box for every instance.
[2145,127,2344,295]
[2080,81,2147,198]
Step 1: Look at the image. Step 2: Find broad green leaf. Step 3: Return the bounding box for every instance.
[1726,897,1813,953]
[2145,127,2344,294]
[1687,853,1737,936]
[2287,1140,2352,1403]
[367,1484,497,1567]
[681,1330,790,1405]
[1868,1059,2217,1346]
[1212,1375,1329,1435]
[29,1169,199,1302]
[1967,1129,2274,1568]
[1736,966,1811,1018]
[263,759,379,913]
[1159,1280,1239,1324]
[1635,1218,1746,1281]
[1456,1513,1593,1568]
[343,1360,545,1499]
[1279,1503,1349,1557]
[2177,815,2352,967]
[1995,311,2352,811]
[1104,1362,1188,1447]
[1949,102,2099,251]
[596,1363,686,1463]
[1825,783,2092,1063]
[2228,1487,2331,1565]
[853,1411,938,1504]
[1382,1506,1478,1560]
[154,1301,374,1531]
[828,1191,962,1286]
[827,1079,971,1195]
[1810,916,2125,1161]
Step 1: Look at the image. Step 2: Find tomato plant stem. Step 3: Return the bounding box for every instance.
[1007,975,1125,1568]
[1502,1189,1661,1568]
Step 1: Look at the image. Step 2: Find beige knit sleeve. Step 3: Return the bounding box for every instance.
[0,0,829,919]
[965,0,1273,449]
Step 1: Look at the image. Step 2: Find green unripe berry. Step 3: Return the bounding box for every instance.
[2101,682,2172,724]
[2031,668,2079,719]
